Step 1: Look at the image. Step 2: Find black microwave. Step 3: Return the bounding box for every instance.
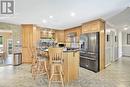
[58,44,65,47]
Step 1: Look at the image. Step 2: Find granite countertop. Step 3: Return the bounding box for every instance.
[42,48,79,52]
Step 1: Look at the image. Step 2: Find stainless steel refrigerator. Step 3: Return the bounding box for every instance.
[80,32,99,72]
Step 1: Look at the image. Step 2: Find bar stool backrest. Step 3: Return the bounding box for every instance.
[48,48,63,64]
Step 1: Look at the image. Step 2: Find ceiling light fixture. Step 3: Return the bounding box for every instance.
[42,20,47,23]
[49,16,53,19]
[70,12,76,17]
[124,27,128,30]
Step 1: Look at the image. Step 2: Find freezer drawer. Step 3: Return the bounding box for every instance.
[80,57,99,72]
[80,57,89,68]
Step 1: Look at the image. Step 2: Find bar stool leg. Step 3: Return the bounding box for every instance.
[48,65,64,87]
[44,61,49,79]
[60,65,64,87]
[48,65,54,87]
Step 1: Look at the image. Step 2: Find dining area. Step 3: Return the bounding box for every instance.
[31,47,80,87]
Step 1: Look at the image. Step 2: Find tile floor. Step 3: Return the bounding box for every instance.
[0,57,130,87]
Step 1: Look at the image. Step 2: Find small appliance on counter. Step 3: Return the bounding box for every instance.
[58,44,65,48]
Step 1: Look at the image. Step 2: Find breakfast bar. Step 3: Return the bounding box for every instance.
[62,51,79,83]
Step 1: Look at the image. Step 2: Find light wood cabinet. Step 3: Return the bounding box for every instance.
[64,26,81,43]
[63,51,79,83]
[40,30,55,39]
[82,19,104,33]
[22,24,40,63]
[55,30,64,42]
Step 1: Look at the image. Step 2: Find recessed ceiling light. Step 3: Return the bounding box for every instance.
[49,16,53,19]
[124,27,128,30]
[70,12,76,17]
[42,20,47,23]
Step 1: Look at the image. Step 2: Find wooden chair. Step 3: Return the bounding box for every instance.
[31,48,37,77]
[0,51,5,64]
[48,47,64,87]
[32,48,49,80]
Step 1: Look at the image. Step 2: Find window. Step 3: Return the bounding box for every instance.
[127,34,130,44]
[0,36,3,44]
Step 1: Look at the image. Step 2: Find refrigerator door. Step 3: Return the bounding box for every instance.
[80,34,88,51]
[88,33,99,53]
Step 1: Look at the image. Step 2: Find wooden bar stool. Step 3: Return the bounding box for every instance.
[48,48,64,87]
[32,48,49,80]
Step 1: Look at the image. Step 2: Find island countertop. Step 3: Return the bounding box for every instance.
[43,48,79,52]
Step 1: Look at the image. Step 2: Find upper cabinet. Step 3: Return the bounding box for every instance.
[82,19,105,33]
[40,29,55,39]
[55,30,64,43]
[64,26,82,43]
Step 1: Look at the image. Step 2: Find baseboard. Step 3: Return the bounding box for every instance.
[105,63,111,67]
[22,62,32,64]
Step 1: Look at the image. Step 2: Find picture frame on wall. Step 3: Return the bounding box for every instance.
[127,34,130,44]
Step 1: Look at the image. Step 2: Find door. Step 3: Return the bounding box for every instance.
[110,31,118,62]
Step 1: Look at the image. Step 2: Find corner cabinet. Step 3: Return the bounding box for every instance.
[22,24,40,63]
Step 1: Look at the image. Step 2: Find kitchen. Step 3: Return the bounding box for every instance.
[20,19,105,86]
[0,0,130,87]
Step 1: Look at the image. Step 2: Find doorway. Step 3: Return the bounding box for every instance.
[0,30,13,66]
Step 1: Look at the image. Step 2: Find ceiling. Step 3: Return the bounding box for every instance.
[0,0,130,29]
[106,7,130,32]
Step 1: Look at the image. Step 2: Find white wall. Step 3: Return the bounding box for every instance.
[118,31,122,58]
[122,32,130,56]
[105,29,112,66]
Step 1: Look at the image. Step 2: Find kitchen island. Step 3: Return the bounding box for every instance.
[63,51,79,83]
[43,50,80,83]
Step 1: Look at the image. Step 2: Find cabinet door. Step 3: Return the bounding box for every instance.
[82,24,90,33]
[55,30,64,42]
[22,25,33,47]
[91,21,99,31]
[41,31,48,38]
[22,25,33,63]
